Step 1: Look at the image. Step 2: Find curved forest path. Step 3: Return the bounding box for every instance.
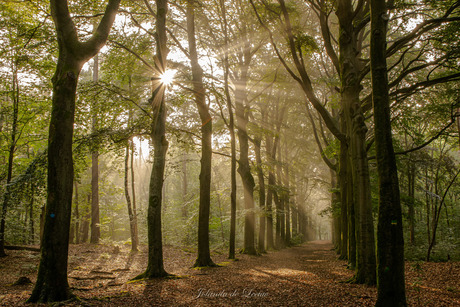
[1,240,459,306]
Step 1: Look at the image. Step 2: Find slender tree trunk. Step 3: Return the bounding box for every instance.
[338,139,349,260]
[90,54,100,244]
[187,0,215,267]
[254,137,266,253]
[125,142,138,251]
[370,0,406,304]
[426,169,460,261]
[29,183,35,244]
[265,134,276,250]
[0,61,19,257]
[284,143,291,246]
[135,0,169,279]
[220,0,237,261]
[408,160,415,245]
[276,143,285,248]
[74,181,80,244]
[235,35,257,255]
[291,173,298,237]
[130,138,139,250]
[181,155,188,218]
[80,195,91,243]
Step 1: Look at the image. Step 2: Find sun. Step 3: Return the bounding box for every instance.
[160,69,176,86]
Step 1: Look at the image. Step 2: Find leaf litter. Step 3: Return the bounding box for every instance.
[0,241,459,306]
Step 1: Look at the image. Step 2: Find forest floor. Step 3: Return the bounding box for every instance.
[0,240,459,306]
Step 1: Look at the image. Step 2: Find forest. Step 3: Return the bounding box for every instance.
[0,0,459,306]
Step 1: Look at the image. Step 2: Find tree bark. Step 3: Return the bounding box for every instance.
[90,54,100,245]
[284,142,291,246]
[408,159,415,245]
[187,0,216,267]
[254,137,266,253]
[130,138,139,250]
[135,0,169,279]
[74,181,80,244]
[125,141,138,252]
[370,0,407,304]
[337,0,376,285]
[235,32,257,255]
[0,61,19,257]
[28,0,120,302]
[219,0,237,261]
[275,145,285,248]
[338,138,349,260]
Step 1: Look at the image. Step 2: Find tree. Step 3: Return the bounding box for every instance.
[370,0,407,305]
[134,0,170,279]
[28,0,121,302]
[90,54,100,244]
[187,0,216,268]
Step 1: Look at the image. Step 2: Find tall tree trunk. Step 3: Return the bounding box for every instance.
[125,142,138,252]
[337,0,376,285]
[254,137,266,253]
[29,183,35,244]
[265,134,276,250]
[134,0,169,279]
[291,173,298,237]
[187,0,215,267]
[74,181,80,244]
[29,55,79,302]
[130,138,139,250]
[408,159,416,245]
[28,1,120,301]
[220,0,237,260]
[80,195,91,243]
[0,62,19,257]
[181,155,188,218]
[426,169,460,262]
[90,53,100,244]
[284,143,291,246]
[275,142,285,248]
[330,169,340,251]
[347,157,356,269]
[235,33,257,255]
[338,139,349,260]
[370,0,407,304]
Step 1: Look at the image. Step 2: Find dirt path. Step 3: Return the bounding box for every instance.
[1,241,459,306]
[87,241,376,306]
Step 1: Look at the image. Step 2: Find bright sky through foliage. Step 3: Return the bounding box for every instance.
[160,69,176,86]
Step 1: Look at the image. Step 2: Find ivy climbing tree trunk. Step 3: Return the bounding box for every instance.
[27,0,120,302]
[370,0,407,305]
